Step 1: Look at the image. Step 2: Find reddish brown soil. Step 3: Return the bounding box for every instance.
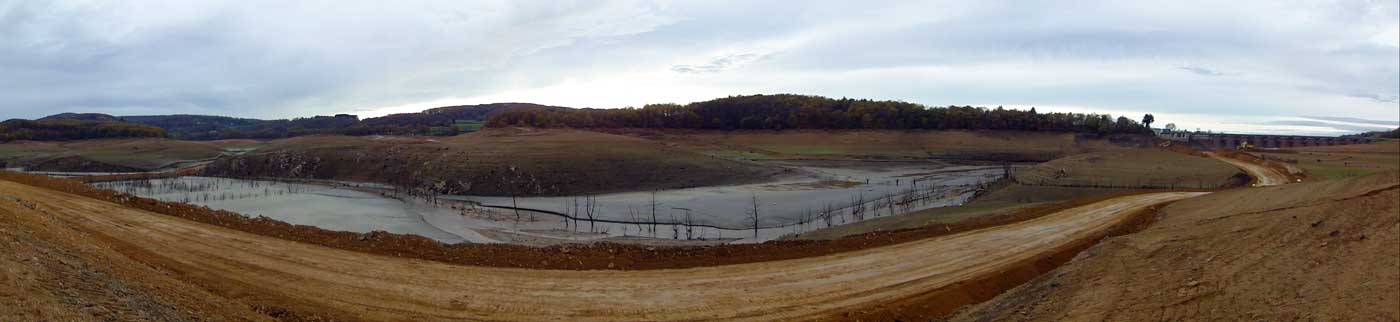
[0,189,269,321]
[945,172,1400,321]
[1213,148,1301,183]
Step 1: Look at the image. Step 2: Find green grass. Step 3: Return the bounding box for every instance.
[0,145,67,158]
[219,143,269,151]
[1260,151,1399,181]
[694,148,777,160]
[454,120,485,132]
[751,145,850,155]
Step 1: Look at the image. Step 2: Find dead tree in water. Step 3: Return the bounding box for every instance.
[669,213,680,239]
[817,203,828,228]
[749,194,762,239]
[650,191,658,238]
[511,194,521,222]
[628,206,644,236]
[585,195,597,233]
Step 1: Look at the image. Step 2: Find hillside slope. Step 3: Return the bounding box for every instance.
[0,139,225,172]
[204,128,777,196]
[947,171,1400,321]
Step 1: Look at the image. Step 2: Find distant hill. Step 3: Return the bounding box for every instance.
[1343,128,1400,139]
[361,103,565,127]
[14,95,1159,140]
[0,119,166,142]
[486,94,1153,135]
[21,103,563,140]
[37,113,122,122]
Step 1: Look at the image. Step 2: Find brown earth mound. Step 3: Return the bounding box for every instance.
[946,171,1400,321]
[203,128,779,196]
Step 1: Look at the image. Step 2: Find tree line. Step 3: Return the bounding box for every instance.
[485,94,1152,134]
[10,95,1155,142]
[0,119,166,142]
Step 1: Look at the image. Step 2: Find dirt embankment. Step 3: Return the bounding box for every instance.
[0,190,271,321]
[0,172,1200,321]
[946,171,1400,321]
[203,129,779,196]
[1208,150,1293,186]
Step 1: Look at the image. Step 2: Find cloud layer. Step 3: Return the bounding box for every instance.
[1,0,1396,135]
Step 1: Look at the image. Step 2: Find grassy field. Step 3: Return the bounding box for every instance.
[1014,149,1245,189]
[207,128,779,196]
[0,139,226,171]
[1257,141,1399,181]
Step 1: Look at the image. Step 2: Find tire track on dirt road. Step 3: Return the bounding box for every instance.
[0,179,1205,321]
[1206,152,1290,187]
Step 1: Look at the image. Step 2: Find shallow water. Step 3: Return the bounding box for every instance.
[90,162,1003,244]
[92,177,484,243]
[446,164,1003,229]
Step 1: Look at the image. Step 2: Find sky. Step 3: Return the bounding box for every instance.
[2,0,1397,136]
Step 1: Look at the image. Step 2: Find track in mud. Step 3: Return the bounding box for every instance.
[1207,152,1290,186]
[0,179,1203,321]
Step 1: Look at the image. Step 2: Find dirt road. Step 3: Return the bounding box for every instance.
[0,179,1202,321]
[1207,152,1289,186]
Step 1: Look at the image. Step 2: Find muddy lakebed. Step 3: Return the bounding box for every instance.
[87,160,1004,245]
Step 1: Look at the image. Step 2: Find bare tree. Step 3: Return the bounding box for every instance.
[817,203,828,228]
[585,195,597,233]
[749,193,761,239]
[650,191,658,238]
[511,194,521,222]
[628,206,644,236]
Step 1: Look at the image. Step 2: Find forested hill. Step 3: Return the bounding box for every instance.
[9,95,1154,141]
[0,119,166,142]
[485,94,1153,134]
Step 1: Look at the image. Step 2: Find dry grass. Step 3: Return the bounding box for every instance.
[949,171,1400,321]
[0,139,225,171]
[1260,141,1400,181]
[1014,148,1245,189]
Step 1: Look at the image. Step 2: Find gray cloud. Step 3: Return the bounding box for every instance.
[671,53,763,73]
[1177,66,1224,76]
[0,0,1396,125]
[1348,93,1400,103]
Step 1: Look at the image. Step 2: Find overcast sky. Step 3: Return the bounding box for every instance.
[2,1,1397,135]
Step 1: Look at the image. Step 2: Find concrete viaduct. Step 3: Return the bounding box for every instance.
[1158,131,1378,149]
